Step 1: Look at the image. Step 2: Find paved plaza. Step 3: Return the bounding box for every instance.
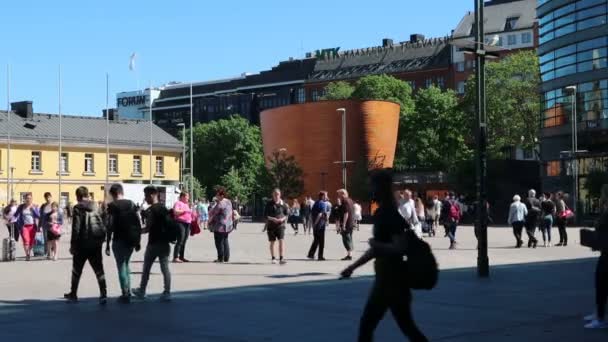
[0,222,606,341]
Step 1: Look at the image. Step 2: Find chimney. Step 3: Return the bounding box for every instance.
[11,101,34,119]
[382,38,394,47]
[102,108,119,121]
[410,34,425,43]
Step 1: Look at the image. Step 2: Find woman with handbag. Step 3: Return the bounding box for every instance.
[209,187,233,263]
[14,193,40,261]
[47,202,62,261]
[584,184,608,329]
[340,169,428,342]
[555,192,569,247]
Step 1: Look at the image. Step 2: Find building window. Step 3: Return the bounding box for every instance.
[457,81,466,95]
[507,34,517,46]
[521,32,532,44]
[60,192,69,210]
[425,78,433,88]
[155,156,164,175]
[84,153,94,173]
[109,154,118,174]
[523,149,534,159]
[133,155,142,175]
[505,16,519,31]
[436,77,446,89]
[547,161,561,177]
[296,88,306,103]
[31,152,41,172]
[456,62,465,72]
[496,36,503,47]
[60,153,69,173]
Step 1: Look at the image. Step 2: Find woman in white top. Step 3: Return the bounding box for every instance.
[508,194,528,248]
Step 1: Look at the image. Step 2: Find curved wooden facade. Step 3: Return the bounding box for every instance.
[260,100,400,199]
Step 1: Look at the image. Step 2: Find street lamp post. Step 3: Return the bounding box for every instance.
[566,85,578,215]
[474,0,490,278]
[334,108,354,190]
[177,123,186,190]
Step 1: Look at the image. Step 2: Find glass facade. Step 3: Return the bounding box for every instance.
[541,79,608,127]
[540,36,608,82]
[538,0,607,44]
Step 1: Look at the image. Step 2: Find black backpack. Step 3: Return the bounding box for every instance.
[403,230,439,290]
[158,206,179,244]
[114,201,142,248]
[85,209,107,246]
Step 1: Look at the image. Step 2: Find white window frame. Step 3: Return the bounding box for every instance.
[133,155,142,176]
[108,154,119,174]
[521,32,532,44]
[60,153,69,173]
[507,34,517,46]
[31,151,42,172]
[155,156,164,176]
[84,153,95,174]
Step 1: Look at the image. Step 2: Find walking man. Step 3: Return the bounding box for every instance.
[440,192,461,250]
[308,191,330,261]
[132,185,172,301]
[397,190,420,237]
[337,189,355,261]
[264,189,289,264]
[64,186,107,305]
[105,184,142,303]
[523,189,540,248]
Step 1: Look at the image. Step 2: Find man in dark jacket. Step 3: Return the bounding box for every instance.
[524,189,540,248]
[105,183,141,303]
[64,186,107,305]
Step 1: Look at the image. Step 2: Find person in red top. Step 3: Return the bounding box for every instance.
[173,192,192,263]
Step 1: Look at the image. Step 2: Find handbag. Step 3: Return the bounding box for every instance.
[559,209,574,220]
[190,219,201,236]
[50,223,62,236]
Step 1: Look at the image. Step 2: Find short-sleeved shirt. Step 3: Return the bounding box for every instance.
[312,200,330,229]
[264,200,289,230]
[340,198,355,231]
[373,205,408,278]
[22,207,35,225]
[173,200,192,224]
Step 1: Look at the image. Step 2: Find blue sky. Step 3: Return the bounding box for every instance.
[1,0,470,116]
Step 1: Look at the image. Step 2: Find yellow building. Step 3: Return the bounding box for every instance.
[0,102,182,207]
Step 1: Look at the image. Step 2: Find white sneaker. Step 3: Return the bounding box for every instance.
[584,313,598,321]
[271,259,277,264]
[584,319,608,329]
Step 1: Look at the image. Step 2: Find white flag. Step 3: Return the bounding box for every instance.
[129,53,137,71]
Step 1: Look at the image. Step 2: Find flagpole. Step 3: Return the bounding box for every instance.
[58,65,62,207]
[6,65,11,205]
[189,82,193,201]
[149,81,153,185]
[105,73,110,201]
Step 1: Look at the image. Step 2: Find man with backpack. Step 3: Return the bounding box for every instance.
[64,186,107,305]
[441,192,461,250]
[307,191,330,261]
[523,189,540,248]
[132,185,172,302]
[105,184,142,303]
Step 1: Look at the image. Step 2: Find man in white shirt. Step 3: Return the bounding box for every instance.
[397,190,420,237]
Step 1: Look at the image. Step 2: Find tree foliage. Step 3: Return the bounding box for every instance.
[400,86,472,170]
[464,51,541,158]
[265,150,305,200]
[322,81,355,100]
[190,115,264,199]
[220,166,250,203]
[182,174,206,201]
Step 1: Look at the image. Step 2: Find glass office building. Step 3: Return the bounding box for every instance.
[538,0,608,215]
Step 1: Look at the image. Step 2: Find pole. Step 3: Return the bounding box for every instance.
[105,73,110,202]
[475,0,489,278]
[181,127,185,190]
[149,81,153,185]
[572,89,578,215]
[338,108,347,189]
[189,83,194,201]
[58,65,62,208]
[6,65,10,205]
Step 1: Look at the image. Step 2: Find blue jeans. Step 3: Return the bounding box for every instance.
[140,243,171,294]
[445,223,457,243]
[112,240,134,295]
[541,215,553,243]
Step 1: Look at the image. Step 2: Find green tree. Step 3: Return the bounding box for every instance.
[351,75,416,169]
[190,115,264,198]
[322,81,355,100]
[182,173,206,201]
[266,150,305,200]
[401,86,472,170]
[464,51,541,158]
[220,166,250,203]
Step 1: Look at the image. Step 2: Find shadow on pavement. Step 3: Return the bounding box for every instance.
[0,257,606,341]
